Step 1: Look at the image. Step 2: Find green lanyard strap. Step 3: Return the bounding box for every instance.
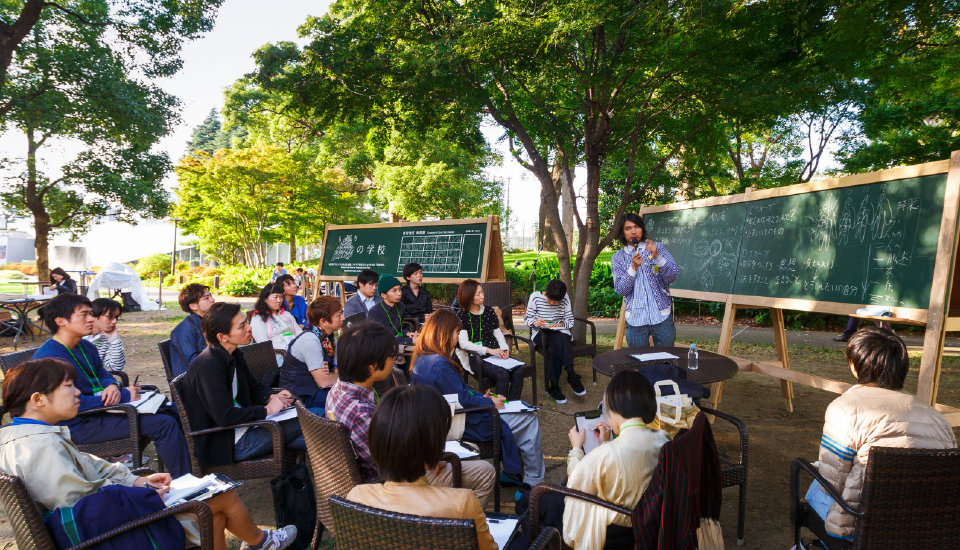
[469,312,482,344]
[64,343,104,393]
[380,303,402,337]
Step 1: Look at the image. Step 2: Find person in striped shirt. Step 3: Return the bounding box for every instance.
[525,279,584,403]
[83,298,125,373]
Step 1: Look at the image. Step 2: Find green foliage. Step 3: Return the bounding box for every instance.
[185,109,248,156]
[137,254,174,279]
[0,270,28,280]
[220,267,272,297]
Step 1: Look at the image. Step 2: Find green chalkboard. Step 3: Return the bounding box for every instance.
[320,221,489,280]
[643,173,950,309]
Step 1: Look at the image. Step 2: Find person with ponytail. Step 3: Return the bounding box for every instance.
[411,309,545,492]
[0,358,297,550]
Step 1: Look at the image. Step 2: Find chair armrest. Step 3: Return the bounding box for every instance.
[402,317,420,332]
[698,406,747,466]
[528,483,631,543]
[573,317,597,345]
[69,500,214,550]
[440,452,463,488]
[138,385,160,392]
[187,419,281,438]
[790,458,863,518]
[528,525,561,550]
[455,406,500,455]
[111,371,130,387]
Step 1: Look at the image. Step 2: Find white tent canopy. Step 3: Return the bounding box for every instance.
[85,262,159,311]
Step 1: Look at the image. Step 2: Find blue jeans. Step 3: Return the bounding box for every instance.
[234,417,307,461]
[625,314,676,347]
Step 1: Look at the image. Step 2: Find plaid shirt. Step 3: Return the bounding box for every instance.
[611,242,679,327]
[326,380,379,483]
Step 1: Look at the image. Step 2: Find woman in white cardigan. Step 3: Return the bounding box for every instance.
[518,369,669,550]
[250,283,302,360]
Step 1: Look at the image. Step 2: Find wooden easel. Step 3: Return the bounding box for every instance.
[614,152,960,425]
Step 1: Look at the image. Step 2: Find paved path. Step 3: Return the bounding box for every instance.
[513,316,960,352]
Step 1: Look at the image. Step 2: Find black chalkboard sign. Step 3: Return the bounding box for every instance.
[317,217,503,283]
[644,173,949,309]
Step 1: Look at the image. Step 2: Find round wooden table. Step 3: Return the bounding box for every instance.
[591,346,739,385]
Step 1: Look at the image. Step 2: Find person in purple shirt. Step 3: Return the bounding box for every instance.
[611,213,680,348]
[170,283,215,377]
[32,293,191,477]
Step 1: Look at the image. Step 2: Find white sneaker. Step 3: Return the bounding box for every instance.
[241,526,297,550]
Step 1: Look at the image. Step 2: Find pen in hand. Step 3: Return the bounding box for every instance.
[133,375,140,387]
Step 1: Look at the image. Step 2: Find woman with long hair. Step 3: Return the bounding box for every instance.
[250,283,302,356]
[0,358,296,550]
[455,279,524,400]
[49,267,77,295]
[411,309,545,490]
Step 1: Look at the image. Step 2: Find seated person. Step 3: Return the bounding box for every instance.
[347,384,502,550]
[366,274,417,345]
[83,298,126,373]
[275,274,307,329]
[517,370,669,550]
[33,293,191,477]
[250,283,302,358]
[49,267,78,295]
[171,283,216,378]
[0,359,297,550]
[524,279,585,404]
[280,297,342,410]
[805,326,956,546]
[182,302,306,467]
[326,321,496,508]
[400,262,433,323]
[455,279,524,401]
[412,310,545,491]
[342,269,381,319]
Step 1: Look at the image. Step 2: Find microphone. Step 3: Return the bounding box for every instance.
[630,238,639,254]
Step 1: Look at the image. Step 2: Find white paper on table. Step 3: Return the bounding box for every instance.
[498,400,538,414]
[483,357,525,371]
[575,414,604,454]
[486,517,520,550]
[444,440,480,459]
[630,352,679,362]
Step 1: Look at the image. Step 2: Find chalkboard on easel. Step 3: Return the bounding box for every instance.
[316,217,504,285]
[644,173,949,309]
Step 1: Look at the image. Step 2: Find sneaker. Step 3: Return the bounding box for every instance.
[832,335,849,342]
[241,526,298,550]
[569,375,586,397]
[547,385,567,404]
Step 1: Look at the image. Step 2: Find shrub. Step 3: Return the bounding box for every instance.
[1,263,36,276]
[0,270,28,280]
[220,267,272,297]
[200,267,224,277]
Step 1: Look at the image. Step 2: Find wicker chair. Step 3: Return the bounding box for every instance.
[238,340,282,384]
[791,446,960,550]
[699,405,749,545]
[158,338,175,383]
[296,401,465,548]
[344,311,367,328]
[169,374,296,480]
[0,347,152,467]
[530,317,598,388]
[329,495,561,550]
[0,472,215,550]
[371,367,410,397]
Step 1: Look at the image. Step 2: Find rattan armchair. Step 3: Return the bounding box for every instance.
[169,375,296,480]
[238,340,282,386]
[530,318,598,387]
[699,405,748,545]
[0,472,215,550]
[371,366,410,397]
[344,311,367,328]
[791,446,960,550]
[329,495,561,550]
[528,484,632,550]
[158,338,175,383]
[1,347,132,387]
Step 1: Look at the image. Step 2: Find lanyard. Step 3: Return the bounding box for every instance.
[619,422,646,431]
[59,339,103,393]
[267,313,295,340]
[469,311,482,344]
[380,303,402,336]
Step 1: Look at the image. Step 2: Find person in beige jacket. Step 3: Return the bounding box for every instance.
[0,358,296,550]
[518,370,670,550]
[808,327,956,544]
[347,383,499,550]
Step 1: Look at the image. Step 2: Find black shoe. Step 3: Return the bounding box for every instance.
[569,375,586,397]
[547,385,567,404]
[833,335,849,342]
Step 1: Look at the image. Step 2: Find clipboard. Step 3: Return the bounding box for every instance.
[574,409,605,454]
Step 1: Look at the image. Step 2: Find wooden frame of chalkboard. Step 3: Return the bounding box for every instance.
[614,152,960,425]
[312,216,505,302]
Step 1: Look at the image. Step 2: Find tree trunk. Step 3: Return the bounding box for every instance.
[289,233,297,263]
[23,127,51,281]
[560,168,575,254]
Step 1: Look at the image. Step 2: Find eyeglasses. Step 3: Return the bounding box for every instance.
[103,314,122,321]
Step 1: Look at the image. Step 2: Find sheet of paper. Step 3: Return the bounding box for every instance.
[163,474,214,505]
[483,357,525,371]
[107,390,165,415]
[265,407,297,422]
[444,440,480,459]
[498,400,538,414]
[486,517,520,550]
[575,414,604,454]
[630,352,679,362]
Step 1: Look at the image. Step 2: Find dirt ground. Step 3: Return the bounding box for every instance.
[2,303,959,549]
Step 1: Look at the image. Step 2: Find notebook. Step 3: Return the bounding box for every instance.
[163,473,243,506]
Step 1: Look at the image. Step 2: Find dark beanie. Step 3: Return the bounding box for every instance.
[377,274,402,296]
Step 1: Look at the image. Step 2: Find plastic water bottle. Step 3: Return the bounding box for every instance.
[687,343,699,371]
